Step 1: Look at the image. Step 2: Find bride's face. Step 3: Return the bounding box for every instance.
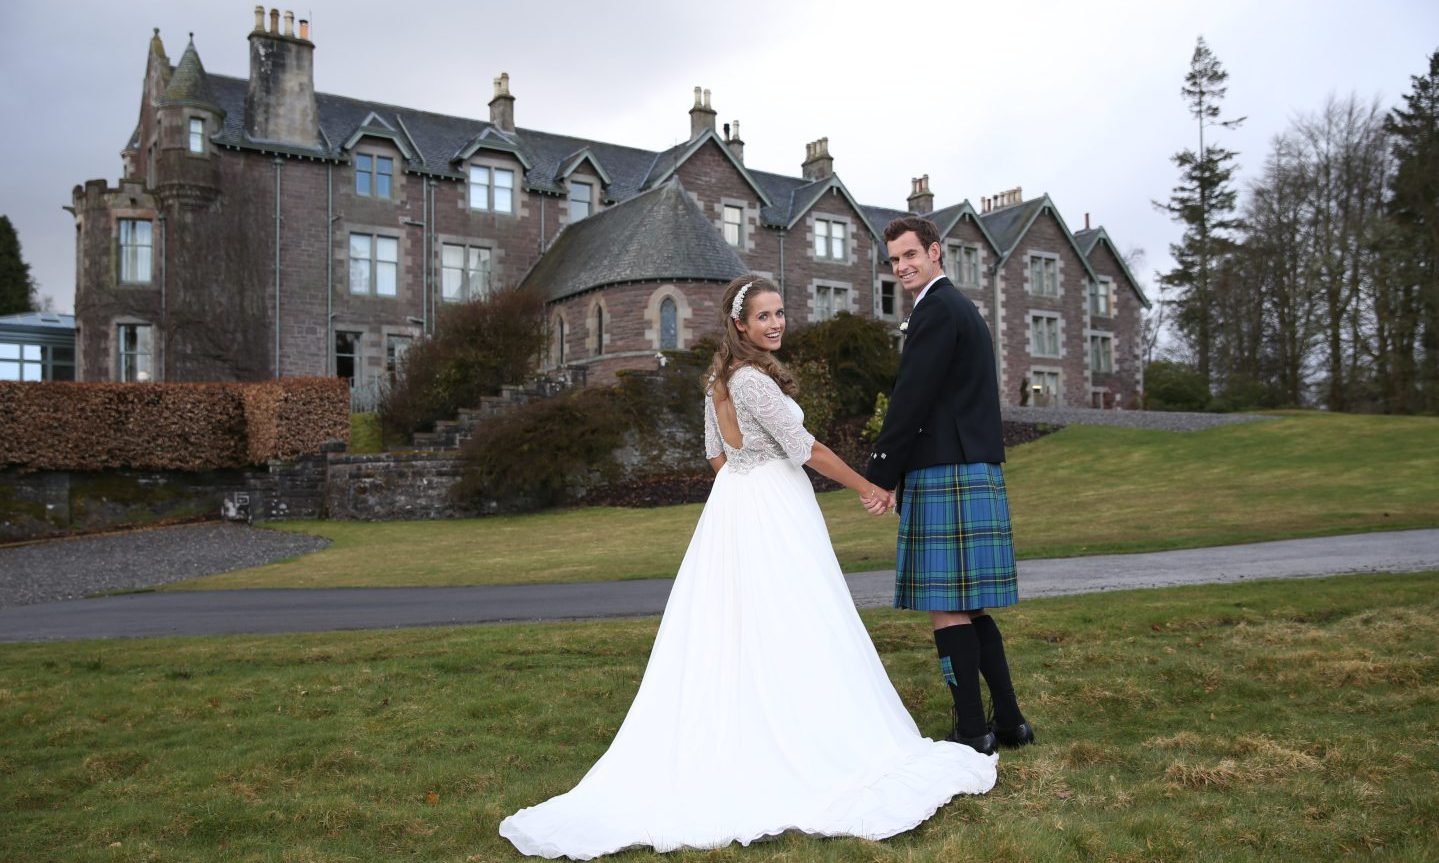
[736,291,785,352]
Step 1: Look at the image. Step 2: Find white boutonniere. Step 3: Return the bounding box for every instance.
[899,317,910,334]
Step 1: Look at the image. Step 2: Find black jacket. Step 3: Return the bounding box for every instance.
[865,278,1005,490]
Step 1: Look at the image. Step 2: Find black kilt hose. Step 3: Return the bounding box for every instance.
[865,277,1018,613]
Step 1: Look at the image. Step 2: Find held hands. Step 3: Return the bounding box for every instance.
[859,486,894,516]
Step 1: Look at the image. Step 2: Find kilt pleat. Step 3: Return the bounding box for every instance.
[894,463,1018,611]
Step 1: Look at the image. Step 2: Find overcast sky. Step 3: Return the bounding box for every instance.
[1,0,1434,315]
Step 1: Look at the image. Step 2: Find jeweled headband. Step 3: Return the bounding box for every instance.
[729,282,754,321]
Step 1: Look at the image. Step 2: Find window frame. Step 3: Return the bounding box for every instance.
[1030,368,1061,405]
[440,242,492,303]
[118,219,154,285]
[569,180,593,221]
[1089,277,1114,317]
[813,282,851,322]
[348,232,399,297]
[1029,312,1061,358]
[814,217,848,261]
[0,343,43,382]
[1089,333,1114,373]
[1027,254,1059,297]
[187,117,205,154]
[334,330,362,386]
[116,322,153,382]
[659,297,679,350]
[722,204,744,248]
[468,164,517,214]
[878,279,898,319]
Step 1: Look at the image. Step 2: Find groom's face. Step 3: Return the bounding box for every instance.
[886,231,943,294]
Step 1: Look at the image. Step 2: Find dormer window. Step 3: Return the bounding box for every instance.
[569,181,593,221]
[188,118,205,154]
[356,155,393,198]
[469,165,515,213]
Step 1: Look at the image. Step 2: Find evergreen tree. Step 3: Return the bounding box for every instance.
[0,215,38,315]
[1385,50,1439,411]
[1156,36,1246,387]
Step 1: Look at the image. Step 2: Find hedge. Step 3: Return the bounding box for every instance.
[0,377,349,472]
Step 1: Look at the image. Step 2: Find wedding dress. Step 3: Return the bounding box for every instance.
[499,365,996,859]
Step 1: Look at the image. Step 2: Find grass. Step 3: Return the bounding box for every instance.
[2,572,1436,862]
[167,411,1439,590]
[349,413,384,455]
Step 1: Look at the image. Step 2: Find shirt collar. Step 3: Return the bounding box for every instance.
[913,274,945,308]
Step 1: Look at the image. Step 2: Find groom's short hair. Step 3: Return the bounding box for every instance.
[883,216,943,263]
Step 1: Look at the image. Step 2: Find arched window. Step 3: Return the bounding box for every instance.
[594,305,604,356]
[660,297,678,350]
[553,316,566,366]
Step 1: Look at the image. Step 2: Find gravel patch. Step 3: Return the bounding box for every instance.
[1002,405,1274,432]
[0,522,331,608]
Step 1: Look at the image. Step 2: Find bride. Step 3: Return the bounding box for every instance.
[499,276,996,859]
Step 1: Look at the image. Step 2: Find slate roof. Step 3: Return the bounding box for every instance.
[1072,227,1151,308]
[979,198,1048,256]
[519,178,748,303]
[170,44,1128,296]
[161,39,220,111]
[0,312,76,329]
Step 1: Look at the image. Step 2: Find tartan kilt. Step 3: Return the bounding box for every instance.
[894,463,1018,611]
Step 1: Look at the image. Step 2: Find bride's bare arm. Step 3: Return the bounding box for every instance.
[806,442,885,501]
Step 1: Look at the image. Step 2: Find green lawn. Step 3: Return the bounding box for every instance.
[3,573,1436,862]
[168,412,1439,591]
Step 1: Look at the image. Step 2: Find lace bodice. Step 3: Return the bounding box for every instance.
[704,365,816,474]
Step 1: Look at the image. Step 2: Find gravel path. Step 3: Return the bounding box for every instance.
[0,523,331,608]
[1002,405,1273,432]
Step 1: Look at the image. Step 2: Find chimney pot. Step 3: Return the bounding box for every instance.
[722,122,730,141]
[1085,212,1090,230]
[732,119,740,140]
[269,8,279,33]
[703,88,711,109]
[284,10,294,37]
[693,86,702,107]
[253,5,264,31]
[299,18,309,40]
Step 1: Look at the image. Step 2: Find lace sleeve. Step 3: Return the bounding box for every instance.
[703,393,723,459]
[730,369,815,467]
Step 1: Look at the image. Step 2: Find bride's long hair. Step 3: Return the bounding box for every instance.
[705,275,797,396]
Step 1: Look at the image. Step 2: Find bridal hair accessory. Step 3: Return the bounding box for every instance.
[730,282,755,321]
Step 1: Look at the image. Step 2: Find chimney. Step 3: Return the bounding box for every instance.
[726,119,745,164]
[245,7,321,148]
[689,86,716,139]
[489,72,515,132]
[299,18,309,40]
[1084,212,1091,230]
[283,10,294,36]
[907,174,934,215]
[801,137,833,181]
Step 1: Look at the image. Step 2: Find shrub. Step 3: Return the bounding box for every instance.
[1143,360,1211,412]
[789,358,837,440]
[780,313,899,419]
[378,287,546,443]
[0,378,346,471]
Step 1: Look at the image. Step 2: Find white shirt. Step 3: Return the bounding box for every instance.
[912,274,945,309]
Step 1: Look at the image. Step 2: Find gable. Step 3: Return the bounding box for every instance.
[1087,232,1151,308]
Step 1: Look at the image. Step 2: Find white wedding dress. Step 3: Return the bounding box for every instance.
[499,366,996,859]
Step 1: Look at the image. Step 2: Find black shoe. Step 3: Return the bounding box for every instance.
[991,720,1036,748]
[948,729,997,756]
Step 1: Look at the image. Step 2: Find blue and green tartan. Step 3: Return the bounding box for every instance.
[894,463,1018,611]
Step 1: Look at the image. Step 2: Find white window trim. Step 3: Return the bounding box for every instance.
[811,280,854,322]
[721,201,746,249]
[115,320,154,383]
[440,242,492,303]
[813,216,850,262]
[1088,329,1115,374]
[348,231,400,297]
[117,218,154,285]
[468,160,518,214]
[1029,366,1062,406]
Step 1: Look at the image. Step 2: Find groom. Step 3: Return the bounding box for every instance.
[866,216,1034,756]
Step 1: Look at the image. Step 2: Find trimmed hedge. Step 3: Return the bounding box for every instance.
[0,377,348,471]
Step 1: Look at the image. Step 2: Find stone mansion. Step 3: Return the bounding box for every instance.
[72,7,1149,408]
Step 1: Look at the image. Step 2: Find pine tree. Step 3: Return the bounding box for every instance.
[0,215,38,315]
[1385,50,1439,411]
[1156,36,1246,387]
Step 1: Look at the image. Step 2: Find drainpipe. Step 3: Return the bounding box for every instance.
[991,262,1002,388]
[157,212,166,380]
[428,179,438,335]
[273,157,283,378]
[419,179,428,337]
[326,163,333,375]
[778,231,785,308]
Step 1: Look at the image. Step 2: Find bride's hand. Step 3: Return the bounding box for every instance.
[860,486,889,515]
